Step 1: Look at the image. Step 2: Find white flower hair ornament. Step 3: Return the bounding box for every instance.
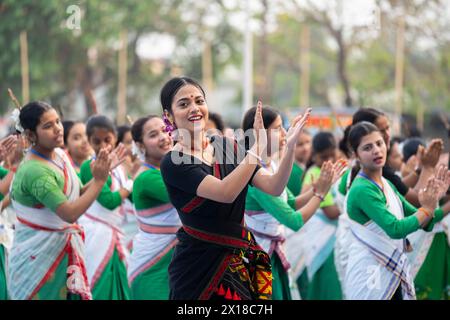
[131,140,145,162]
[10,108,24,133]
[7,88,24,133]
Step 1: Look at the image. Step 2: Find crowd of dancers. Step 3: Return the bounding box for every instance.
[0,76,449,300]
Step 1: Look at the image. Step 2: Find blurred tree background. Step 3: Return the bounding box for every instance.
[0,0,449,138]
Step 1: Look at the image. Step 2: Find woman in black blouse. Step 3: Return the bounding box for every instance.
[160,77,311,300]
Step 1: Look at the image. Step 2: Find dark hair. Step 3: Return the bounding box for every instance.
[348,122,381,186]
[391,136,404,145]
[19,101,53,132]
[402,137,425,162]
[348,122,380,154]
[387,137,403,158]
[241,106,280,132]
[160,77,206,114]
[305,131,337,169]
[131,115,159,143]
[85,115,116,139]
[352,108,385,125]
[208,112,225,133]
[117,125,131,146]
[338,125,352,158]
[241,106,280,151]
[62,120,75,145]
[312,131,336,154]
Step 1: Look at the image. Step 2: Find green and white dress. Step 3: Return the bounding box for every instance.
[287,162,305,197]
[337,168,450,299]
[294,165,342,300]
[345,175,444,299]
[8,148,91,300]
[406,205,450,299]
[79,160,131,300]
[245,162,304,300]
[332,168,353,298]
[128,164,181,300]
[0,166,10,300]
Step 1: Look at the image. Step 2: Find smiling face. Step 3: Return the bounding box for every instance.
[66,122,92,160]
[170,85,208,135]
[32,109,64,150]
[88,127,117,155]
[139,117,173,161]
[356,131,387,171]
[266,115,286,156]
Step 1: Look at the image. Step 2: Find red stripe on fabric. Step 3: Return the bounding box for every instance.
[28,242,68,300]
[181,197,205,214]
[138,222,180,234]
[18,217,61,232]
[127,240,133,252]
[62,165,68,194]
[214,163,221,179]
[274,247,291,271]
[183,225,249,249]
[91,234,116,288]
[136,204,174,217]
[128,239,178,286]
[199,254,233,300]
[65,234,92,300]
[83,213,122,234]
[257,268,272,294]
[17,217,83,234]
[114,232,127,264]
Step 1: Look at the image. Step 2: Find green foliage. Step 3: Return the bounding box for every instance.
[0,0,448,125]
[0,0,242,118]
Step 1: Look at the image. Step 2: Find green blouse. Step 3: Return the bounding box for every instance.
[347,177,444,239]
[338,169,350,196]
[11,160,68,212]
[287,162,305,197]
[303,165,335,208]
[0,166,9,202]
[245,186,304,231]
[79,159,122,210]
[132,169,170,210]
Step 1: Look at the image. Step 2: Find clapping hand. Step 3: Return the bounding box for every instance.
[109,143,128,171]
[286,108,312,150]
[0,135,18,164]
[91,148,112,183]
[252,101,267,156]
[418,165,450,212]
[433,164,450,200]
[332,159,348,184]
[313,161,334,196]
[418,139,443,170]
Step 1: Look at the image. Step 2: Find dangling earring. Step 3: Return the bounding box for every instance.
[163,110,176,136]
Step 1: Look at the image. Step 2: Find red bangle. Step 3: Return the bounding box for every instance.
[11,166,17,173]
